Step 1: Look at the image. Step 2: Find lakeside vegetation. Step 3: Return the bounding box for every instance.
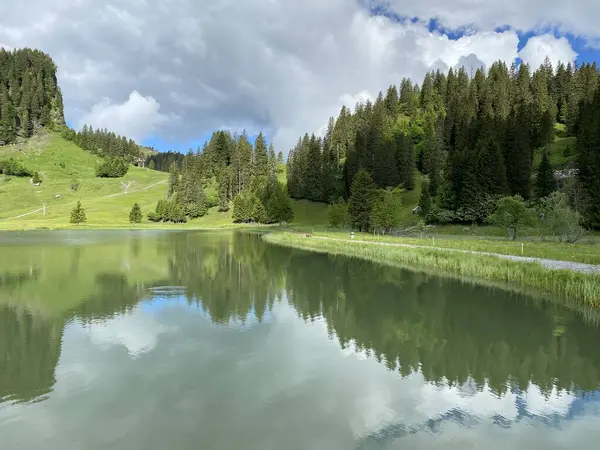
[264,232,600,308]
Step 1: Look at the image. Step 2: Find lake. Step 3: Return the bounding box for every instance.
[1,230,600,449]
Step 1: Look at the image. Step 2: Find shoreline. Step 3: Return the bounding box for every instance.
[262,232,600,311]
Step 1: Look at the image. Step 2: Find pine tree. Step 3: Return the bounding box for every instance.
[251,195,267,223]
[266,182,294,224]
[348,169,377,232]
[32,172,42,185]
[129,203,142,223]
[253,132,269,176]
[219,171,230,212]
[535,151,556,198]
[576,89,600,228]
[168,162,179,197]
[372,189,402,234]
[232,192,253,223]
[70,201,87,224]
[418,181,432,217]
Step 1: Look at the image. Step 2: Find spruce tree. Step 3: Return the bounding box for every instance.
[232,192,252,223]
[70,201,87,225]
[372,189,402,234]
[168,162,179,197]
[253,132,269,176]
[348,169,377,232]
[129,203,142,223]
[265,183,294,224]
[218,170,230,212]
[576,89,600,228]
[535,151,556,198]
[418,181,432,217]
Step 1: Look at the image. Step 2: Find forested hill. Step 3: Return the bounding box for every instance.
[0,48,65,143]
[0,48,149,164]
[286,59,600,229]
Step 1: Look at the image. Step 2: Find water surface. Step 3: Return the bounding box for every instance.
[1,230,600,449]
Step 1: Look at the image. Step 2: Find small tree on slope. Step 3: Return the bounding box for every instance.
[129,203,142,223]
[70,201,87,225]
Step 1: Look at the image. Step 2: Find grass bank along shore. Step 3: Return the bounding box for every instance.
[263,232,600,309]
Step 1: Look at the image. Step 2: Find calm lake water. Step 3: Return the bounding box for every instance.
[1,230,600,449]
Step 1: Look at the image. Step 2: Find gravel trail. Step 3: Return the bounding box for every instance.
[313,236,600,275]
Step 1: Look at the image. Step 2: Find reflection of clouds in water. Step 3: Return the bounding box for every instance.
[325,317,577,425]
[76,303,169,358]
[523,384,576,417]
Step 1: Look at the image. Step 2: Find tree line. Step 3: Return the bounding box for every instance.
[287,59,600,229]
[61,125,141,161]
[0,48,65,144]
[146,130,292,224]
[145,151,184,172]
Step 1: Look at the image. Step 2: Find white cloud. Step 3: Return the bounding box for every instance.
[78,90,176,142]
[79,303,169,358]
[519,34,578,69]
[0,0,580,152]
[383,0,600,40]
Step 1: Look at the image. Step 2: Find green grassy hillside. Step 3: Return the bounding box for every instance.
[0,131,168,228]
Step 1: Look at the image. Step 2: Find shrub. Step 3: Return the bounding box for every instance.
[328,197,349,229]
[96,157,129,178]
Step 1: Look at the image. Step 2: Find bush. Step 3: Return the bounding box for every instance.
[372,190,402,234]
[0,158,33,177]
[537,192,587,243]
[185,202,207,219]
[487,195,535,240]
[96,157,129,178]
[147,211,162,222]
[328,197,349,229]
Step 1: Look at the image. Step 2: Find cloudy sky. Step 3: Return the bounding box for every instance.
[0,0,596,153]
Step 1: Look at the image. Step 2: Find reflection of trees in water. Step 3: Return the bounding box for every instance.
[159,232,290,324]
[69,273,147,323]
[0,268,41,292]
[0,305,63,403]
[284,251,600,395]
[3,231,600,404]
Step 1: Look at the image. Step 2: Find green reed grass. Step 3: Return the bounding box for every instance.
[264,232,600,309]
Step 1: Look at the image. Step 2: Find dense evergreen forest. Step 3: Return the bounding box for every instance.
[147,130,292,224]
[287,59,600,229]
[145,151,185,172]
[61,125,141,161]
[0,48,65,143]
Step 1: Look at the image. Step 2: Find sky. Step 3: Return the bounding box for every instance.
[0,0,598,154]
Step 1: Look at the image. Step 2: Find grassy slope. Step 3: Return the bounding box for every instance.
[0,131,329,230]
[534,123,577,170]
[0,131,168,228]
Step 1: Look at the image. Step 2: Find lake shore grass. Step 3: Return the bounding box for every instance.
[311,231,600,265]
[263,232,600,310]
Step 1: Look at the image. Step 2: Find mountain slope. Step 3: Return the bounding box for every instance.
[0,130,168,228]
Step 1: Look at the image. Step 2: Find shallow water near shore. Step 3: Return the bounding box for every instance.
[1,230,600,449]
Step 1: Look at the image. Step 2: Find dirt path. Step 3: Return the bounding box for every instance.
[3,180,167,220]
[313,236,600,275]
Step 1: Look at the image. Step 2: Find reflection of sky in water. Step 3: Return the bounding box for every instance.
[2,292,600,450]
[77,294,600,426]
